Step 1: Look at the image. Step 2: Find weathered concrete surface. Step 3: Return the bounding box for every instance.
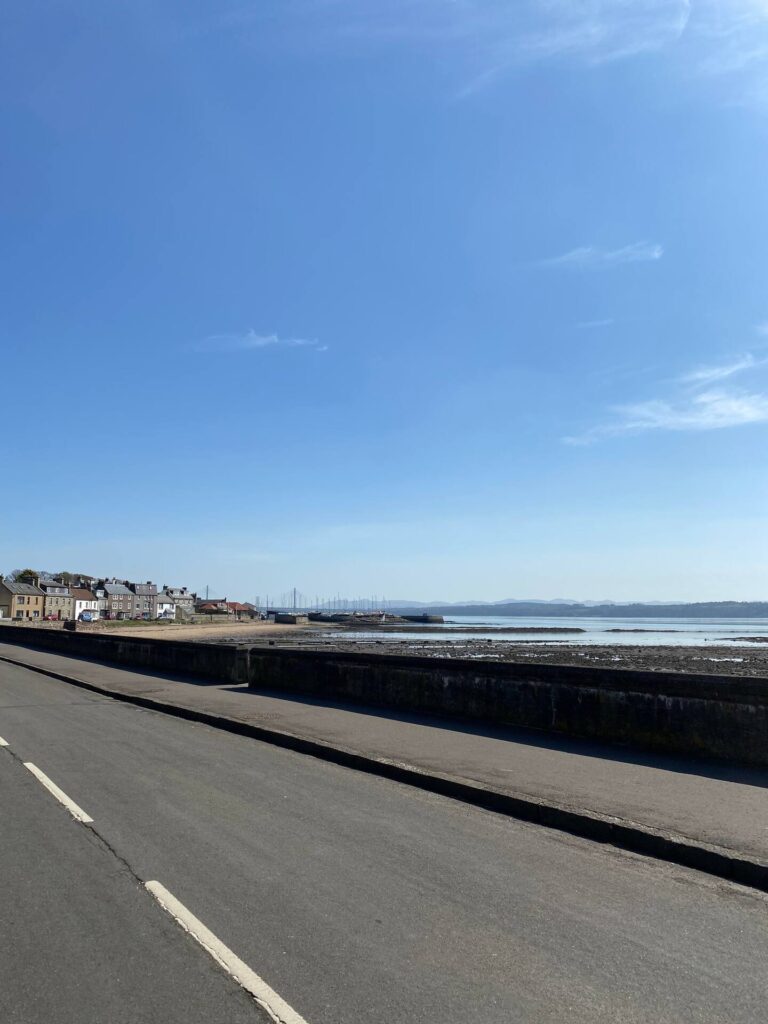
[1,642,767,878]
[244,647,768,766]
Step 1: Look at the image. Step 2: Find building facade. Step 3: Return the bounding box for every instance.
[102,582,133,619]
[155,592,176,619]
[162,586,196,614]
[71,588,99,621]
[91,584,108,619]
[129,581,157,619]
[0,577,45,619]
[39,579,74,620]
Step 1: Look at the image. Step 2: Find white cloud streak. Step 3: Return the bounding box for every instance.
[262,1,692,64]
[544,241,663,268]
[615,389,768,431]
[577,318,614,328]
[225,1,768,101]
[197,330,327,353]
[681,354,759,386]
[516,0,692,64]
[566,349,768,444]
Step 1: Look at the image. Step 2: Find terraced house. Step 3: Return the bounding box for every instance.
[129,580,157,619]
[0,576,45,619]
[71,587,99,621]
[102,581,133,619]
[39,579,74,620]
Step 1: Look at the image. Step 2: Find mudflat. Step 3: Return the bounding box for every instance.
[248,634,768,677]
[75,620,768,676]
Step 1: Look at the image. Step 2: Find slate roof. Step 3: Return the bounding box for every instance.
[103,583,132,596]
[38,580,69,593]
[2,579,44,596]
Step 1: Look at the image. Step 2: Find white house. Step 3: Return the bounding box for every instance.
[71,587,100,621]
[155,592,176,619]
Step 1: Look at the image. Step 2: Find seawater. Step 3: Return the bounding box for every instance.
[331,614,768,647]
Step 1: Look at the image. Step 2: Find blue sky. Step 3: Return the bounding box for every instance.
[3,0,768,602]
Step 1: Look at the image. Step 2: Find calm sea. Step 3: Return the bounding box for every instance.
[334,614,768,647]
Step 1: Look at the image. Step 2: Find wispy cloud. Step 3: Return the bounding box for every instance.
[221,1,768,102]
[576,318,614,329]
[250,1,692,65]
[196,329,327,353]
[567,390,768,444]
[681,354,760,386]
[516,0,691,64]
[566,349,768,443]
[544,241,663,269]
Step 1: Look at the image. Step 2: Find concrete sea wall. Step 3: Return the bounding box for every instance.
[0,622,249,685]
[0,623,766,764]
[244,648,768,765]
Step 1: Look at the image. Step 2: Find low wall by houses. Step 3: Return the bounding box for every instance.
[0,623,766,765]
[0,622,248,685]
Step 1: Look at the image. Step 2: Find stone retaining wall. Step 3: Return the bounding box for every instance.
[244,647,768,765]
[1,623,766,764]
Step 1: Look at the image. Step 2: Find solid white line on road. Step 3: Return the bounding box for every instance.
[146,881,309,1024]
[23,763,94,824]
[0,737,8,746]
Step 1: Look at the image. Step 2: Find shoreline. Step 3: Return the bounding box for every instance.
[8,618,768,676]
[250,635,768,678]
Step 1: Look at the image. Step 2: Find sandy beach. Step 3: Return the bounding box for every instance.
[95,620,323,642]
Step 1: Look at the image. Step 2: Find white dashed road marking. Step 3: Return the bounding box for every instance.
[146,881,310,1024]
[23,762,94,823]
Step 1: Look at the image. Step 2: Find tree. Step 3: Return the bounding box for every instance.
[8,568,38,582]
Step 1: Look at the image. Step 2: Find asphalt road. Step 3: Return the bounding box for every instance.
[2,660,767,1024]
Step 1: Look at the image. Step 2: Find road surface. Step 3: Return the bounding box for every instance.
[2,659,767,1023]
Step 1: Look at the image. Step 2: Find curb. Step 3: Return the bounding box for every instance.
[2,650,767,894]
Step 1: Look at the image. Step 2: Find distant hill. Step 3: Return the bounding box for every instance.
[391,600,768,619]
